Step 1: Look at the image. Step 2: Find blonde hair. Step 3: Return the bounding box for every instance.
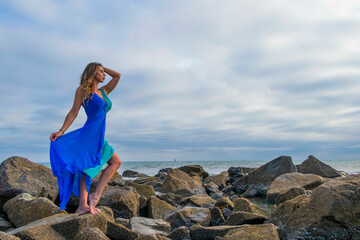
[80,62,103,106]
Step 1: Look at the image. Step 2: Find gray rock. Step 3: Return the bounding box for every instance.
[130,217,171,236]
[75,226,110,240]
[3,193,65,227]
[0,217,12,231]
[233,156,297,186]
[210,207,225,226]
[0,156,58,211]
[155,168,173,180]
[227,167,256,184]
[167,226,191,240]
[178,165,209,180]
[297,155,342,178]
[166,207,211,230]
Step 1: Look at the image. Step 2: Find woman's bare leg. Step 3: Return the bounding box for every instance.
[89,152,121,214]
[76,173,100,215]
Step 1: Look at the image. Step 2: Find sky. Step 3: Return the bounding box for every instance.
[1,0,360,163]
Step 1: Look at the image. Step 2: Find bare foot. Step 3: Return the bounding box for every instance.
[75,205,101,215]
[89,193,101,215]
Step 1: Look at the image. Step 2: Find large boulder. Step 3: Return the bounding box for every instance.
[178,165,209,180]
[269,174,360,239]
[204,171,228,189]
[75,226,110,240]
[166,207,211,230]
[106,221,139,240]
[3,193,65,227]
[233,197,269,216]
[167,226,191,240]
[222,223,280,240]
[266,172,324,203]
[180,194,214,207]
[148,196,176,219]
[224,211,268,225]
[227,167,256,184]
[133,177,163,190]
[6,206,114,240]
[0,157,58,211]
[297,155,342,178]
[159,169,206,196]
[0,232,21,240]
[98,186,140,219]
[129,183,156,200]
[233,156,297,186]
[130,217,171,236]
[189,224,242,240]
[275,187,307,205]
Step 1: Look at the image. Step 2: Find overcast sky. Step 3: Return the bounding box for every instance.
[1,0,360,163]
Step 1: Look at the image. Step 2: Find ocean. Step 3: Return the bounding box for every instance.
[36,159,360,176]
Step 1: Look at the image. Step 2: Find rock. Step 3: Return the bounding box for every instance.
[221,185,235,193]
[178,165,209,180]
[266,172,324,203]
[3,193,65,227]
[233,156,297,186]
[227,167,256,184]
[233,198,268,216]
[91,171,124,191]
[214,197,234,210]
[155,168,173,180]
[75,226,110,240]
[241,184,268,198]
[159,169,206,196]
[134,177,163,190]
[148,196,176,219]
[156,193,181,207]
[210,207,225,226]
[189,224,242,240]
[275,187,306,205]
[224,211,268,225]
[123,170,142,178]
[204,171,228,189]
[115,217,131,228]
[106,221,139,240]
[0,156,58,211]
[166,207,211,229]
[130,217,171,236]
[0,232,21,240]
[134,235,171,240]
[7,206,113,240]
[167,226,191,240]
[297,155,342,178]
[0,217,13,231]
[205,182,219,193]
[180,194,214,207]
[98,186,140,219]
[269,174,360,239]
[222,223,280,240]
[129,182,156,199]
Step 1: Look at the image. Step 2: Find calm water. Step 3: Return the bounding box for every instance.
[37,159,360,176]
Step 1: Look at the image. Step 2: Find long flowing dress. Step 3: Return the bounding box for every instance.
[49,88,114,210]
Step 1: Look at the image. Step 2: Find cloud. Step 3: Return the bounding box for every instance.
[1,0,360,162]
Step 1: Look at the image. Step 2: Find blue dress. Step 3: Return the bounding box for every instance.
[49,88,114,210]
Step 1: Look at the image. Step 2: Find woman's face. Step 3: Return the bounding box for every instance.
[95,66,106,83]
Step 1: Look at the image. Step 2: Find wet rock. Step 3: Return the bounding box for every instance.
[159,169,206,196]
[0,156,58,211]
[166,207,211,230]
[148,196,176,219]
[233,197,268,216]
[155,168,173,180]
[233,156,297,186]
[266,172,324,203]
[210,207,225,226]
[106,221,139,240]
[0,217,13,231]
[222,223,280,240]
[180,194,214,207]
[98,186,140,219]
[129,182,156,199]
[275,187,306,205]
[167,226,191,240]
[241,184,268,198]
[75,226,110,240]
[130,217,171,236]
[269,174,360,239]
[227,167,256,184]
[297,155,342,178]
[224,211,268,225]
[204,171,228,189]
[178,165,209,180]
[0,232,21,240]
[189,224,242,240]
[3,193,65,227]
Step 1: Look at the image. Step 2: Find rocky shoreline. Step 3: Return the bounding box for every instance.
[0,155,359,240]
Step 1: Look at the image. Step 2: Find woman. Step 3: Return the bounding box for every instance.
[49,62,122,215]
